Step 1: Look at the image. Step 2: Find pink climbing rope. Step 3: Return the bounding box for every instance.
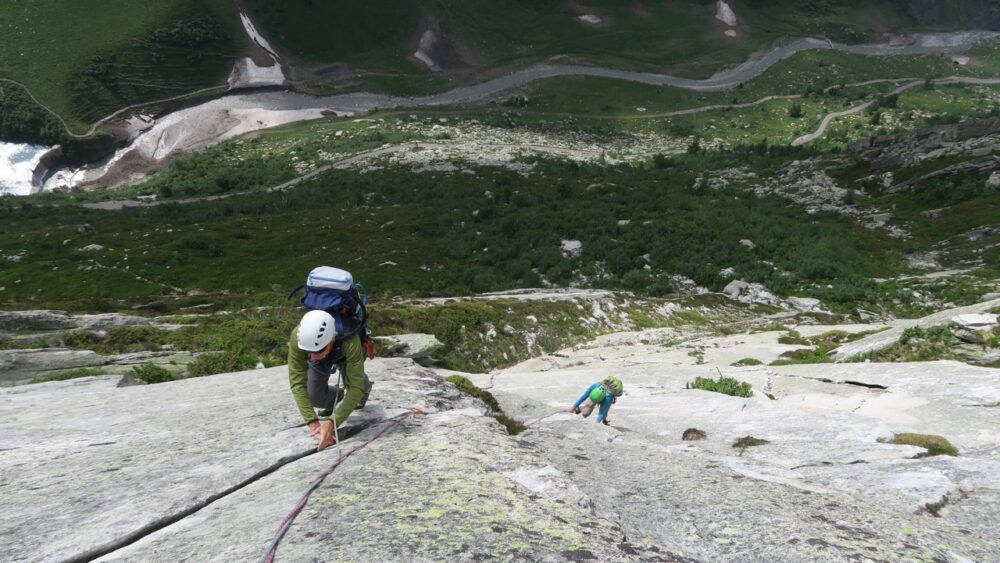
[260,407,426,563]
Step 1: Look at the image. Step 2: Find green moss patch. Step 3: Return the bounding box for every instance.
[892,433,959,457]
[446,375,525,435]
[733,436,770,455]
[682,428,707,441]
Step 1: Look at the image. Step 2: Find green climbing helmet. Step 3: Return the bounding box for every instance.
[603,376,624,397]
[589,386,607,403]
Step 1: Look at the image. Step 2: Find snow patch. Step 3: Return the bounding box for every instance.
[715,1,738,27]
[414,30,441,71]
[227,58,285,89]
[240,12,280,62]
[578,15,602,24]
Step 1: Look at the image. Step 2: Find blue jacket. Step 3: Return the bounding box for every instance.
[573,383,614,423]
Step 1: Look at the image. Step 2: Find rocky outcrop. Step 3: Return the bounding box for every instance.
[373,333,444,364]
[0,309,183,343]
[831,297,1000,360]
[468,329,1000,561]
[4,314,1000,561]
[848,117,1000,177]
[0,348,203,386]
[0,349,105,385]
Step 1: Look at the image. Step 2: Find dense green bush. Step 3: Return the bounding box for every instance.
[128,363,174,384]
[686,375,753,398]
[187,352,254,377]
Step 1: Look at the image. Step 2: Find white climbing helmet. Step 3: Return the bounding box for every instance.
[296,310,336,352]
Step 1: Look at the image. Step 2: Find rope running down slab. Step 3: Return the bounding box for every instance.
[259,407,426,563]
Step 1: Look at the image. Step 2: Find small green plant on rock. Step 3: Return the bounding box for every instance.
[733,435,769,455]
[686,376,753,398]
[682,428,707,441]
[446,375,525,435]
[127,363,174,384]
[731,357,763,367]
[892,433,958,457]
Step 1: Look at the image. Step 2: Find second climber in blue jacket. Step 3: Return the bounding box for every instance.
[568,376,624,425]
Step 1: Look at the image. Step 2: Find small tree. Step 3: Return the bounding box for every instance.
[788,103,804,118]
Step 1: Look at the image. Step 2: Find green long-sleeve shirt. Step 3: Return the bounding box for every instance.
[287,327,366,427]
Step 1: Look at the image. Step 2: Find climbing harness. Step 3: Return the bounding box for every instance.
[259,407,426,563]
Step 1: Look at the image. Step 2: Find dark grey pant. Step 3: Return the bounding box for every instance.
[306,359,346,411]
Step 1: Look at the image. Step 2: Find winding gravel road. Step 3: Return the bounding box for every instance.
[792,75,1000,145]
[40,30,1000,192]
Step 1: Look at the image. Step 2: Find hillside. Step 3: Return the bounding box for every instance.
[2,4,1000,560]
[2,0,1000,150]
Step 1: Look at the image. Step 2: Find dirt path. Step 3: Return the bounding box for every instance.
[792,76,1000,146]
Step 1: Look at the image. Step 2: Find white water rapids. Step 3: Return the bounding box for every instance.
[0,142,49,196]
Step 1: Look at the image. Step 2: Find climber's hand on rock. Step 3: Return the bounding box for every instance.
[316,420,336,451]
[308,420,321,438]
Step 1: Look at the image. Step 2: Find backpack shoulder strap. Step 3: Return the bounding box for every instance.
[286,284,306,301]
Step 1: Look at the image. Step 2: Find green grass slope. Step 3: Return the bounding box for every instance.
[0,0,243,135]
[243,0,940,95]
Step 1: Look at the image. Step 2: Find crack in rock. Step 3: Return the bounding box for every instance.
[60,422,373,563]
[790,460,868,470]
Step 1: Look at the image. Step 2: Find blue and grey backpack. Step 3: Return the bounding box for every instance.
[289,266,370,345]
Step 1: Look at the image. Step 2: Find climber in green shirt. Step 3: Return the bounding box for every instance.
[288,310,372,451]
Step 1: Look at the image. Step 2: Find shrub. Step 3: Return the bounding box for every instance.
[733,435,769,454]
[731,358,763,367]
[446,375,525,435]
[127,363,174,384]
[682,428,707,441]
[770,348,832,365]
[187,352,252,378]
[892,433,958,457]
[686,375,753,398]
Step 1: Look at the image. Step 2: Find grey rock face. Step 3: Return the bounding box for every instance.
[0,310,180,337]
[0,360,670,562]
[4,316,999,561]
[831,297,1000,360]
[0,349,105,385]
[952,313,998,330]
[466,330,1000,562]
[0,310,80,332]
[787,296,822,312]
